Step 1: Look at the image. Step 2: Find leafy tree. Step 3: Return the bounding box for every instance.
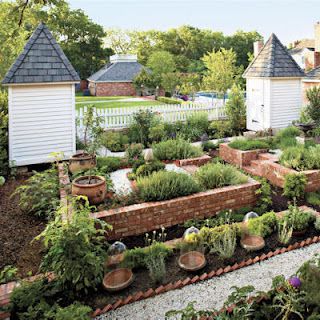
[225,84,246,133]
[104,28,134,54]
[202,48,240,96]
[180,73,201,101]
[306,86,320,125]
[133,68,155,91]
[161,72,181,96]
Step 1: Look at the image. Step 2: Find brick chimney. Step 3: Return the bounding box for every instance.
[314,22,320,68]
[253,40,264,58]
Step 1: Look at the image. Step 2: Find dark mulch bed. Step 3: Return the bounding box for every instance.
[0,177,45,277]
[86,227,320,310]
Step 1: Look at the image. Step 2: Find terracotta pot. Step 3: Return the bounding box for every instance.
[240,235,265,251]
[72,175,106,204]
[105,253,124,268]
[103,268,134,292]
[178,251,206,272]
[292,229,307,237]
[69,153,96,174]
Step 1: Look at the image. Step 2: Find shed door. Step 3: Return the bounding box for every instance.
[247,79,265,131]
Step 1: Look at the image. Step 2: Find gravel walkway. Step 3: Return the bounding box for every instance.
[97,242,320,320]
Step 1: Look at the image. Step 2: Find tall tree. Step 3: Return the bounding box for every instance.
[202,48,240,96]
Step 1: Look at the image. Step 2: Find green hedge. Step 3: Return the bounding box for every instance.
[228,138,270,151]
[157,97,182,104]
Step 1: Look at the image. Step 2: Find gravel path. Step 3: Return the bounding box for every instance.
[97,242,320,320]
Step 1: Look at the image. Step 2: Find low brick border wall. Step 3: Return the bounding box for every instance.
[176,155,212,167]
[260,161,320,192]
[93,179,260,240]
[219,143,268,168]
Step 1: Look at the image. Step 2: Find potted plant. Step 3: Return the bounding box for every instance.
[71,106,106,204]
[69,105,103,173]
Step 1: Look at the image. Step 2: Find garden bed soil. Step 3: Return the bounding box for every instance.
[0,178,45,277]
[85,227,320,310]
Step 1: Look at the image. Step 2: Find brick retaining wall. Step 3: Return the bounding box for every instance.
[93,179,260,240]
[219,143,267,168]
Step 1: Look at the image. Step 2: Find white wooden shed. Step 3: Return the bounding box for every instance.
[243,34,305,131]
[2,23,80,166]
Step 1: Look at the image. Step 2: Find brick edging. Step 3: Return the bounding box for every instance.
[92,235,320,317]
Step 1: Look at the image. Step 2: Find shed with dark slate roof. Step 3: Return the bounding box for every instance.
[87,54,146,96]
[2,23,78,167]
[244,34,304,131]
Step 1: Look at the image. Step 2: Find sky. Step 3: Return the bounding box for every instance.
[68,0,320,45]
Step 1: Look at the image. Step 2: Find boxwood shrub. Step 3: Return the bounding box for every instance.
[228,138,270,151]
[137,171,200,201]
[152,138,203,160]
[194,162,248,190]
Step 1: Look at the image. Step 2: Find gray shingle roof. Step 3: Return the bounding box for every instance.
[305,66,320,79]
[243,33,305,78]
[2,23,80,84]
[88,61,144,82]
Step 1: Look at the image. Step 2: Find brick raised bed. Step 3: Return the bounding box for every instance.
[219,143,268,168]
[92,179,260,240]
[176,155,212,167]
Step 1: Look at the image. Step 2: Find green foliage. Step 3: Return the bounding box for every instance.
[201,140,218,152]
[195,162,248,190]
[125,143,144,164]
[315,216,320,231]
[133,68,155,90]
[225,84,246,133]
[96,156,124,173]
[101,131,128,152]
[149,123,166,142]
[306,87,320,125]
[156,97,182,104]
[279,205,314,231]
[53,302,92,320]
[161,72,181,95]
[123,242,172,283]
[137,171,200,202]
[202,48,240,94]
[0,90,8,176]
[277,220,293,245]
[0,265,18,284]
[181,112,209,141]
[0,176,5,186]
[209,120,233,138]
[165,302,211,320]
[283,173,307,200]
[247,211,277,237]
[306,191,320,206]
[152,138,203,160]
[13,165,60,219]
[135,161,165,178]
[228,138,270,151]
[36,197,111,294]
[254,178,272,214]
[275,126,301,150]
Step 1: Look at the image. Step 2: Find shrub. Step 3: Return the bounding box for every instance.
[306,192,320,206]
[101,131,128,152]
[36,197,111,294]
[152,139,203,160]
[279,205,315,231]
[315,216,320,231]
[277,220,293,245]
[125,143,144,164]
[247,211,277,237]
[209,120,233,139]
[279,145,305,170]
[137,171,200,202]
[54,302,92,320]
[275,126,301,150]
[194,162,248,190]
[254,178,272,214]
[149,123,166,142]
[228,138,270,151]
[157,96,182,104]
[283,173,307,200]
[181,112,209,141]
[96,156,124,173]
[225,84,246,134]
[0,265,17,284]
[202,140,219,152]
[135,161,165,178]
[306,86,320,124]
[0,90,8,176]
[13,165,60,219]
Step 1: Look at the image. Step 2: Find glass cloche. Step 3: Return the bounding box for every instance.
[107,241,127,267]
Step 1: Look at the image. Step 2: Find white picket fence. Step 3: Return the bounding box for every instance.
[76,101,227,136]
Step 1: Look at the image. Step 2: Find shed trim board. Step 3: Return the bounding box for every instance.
[8,84,76,167]
[303,79,320,83]
[2,81,79,87]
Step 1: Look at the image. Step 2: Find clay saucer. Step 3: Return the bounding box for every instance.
[178,251,206,272]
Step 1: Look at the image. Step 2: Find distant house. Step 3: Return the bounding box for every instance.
[87,54,145,96]
[244,33,305,131]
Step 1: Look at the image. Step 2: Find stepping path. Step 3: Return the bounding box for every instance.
[96,242,320,320]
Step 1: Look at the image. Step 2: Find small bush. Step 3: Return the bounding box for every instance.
[247,211,277,237]
[306,192,320,206]
[54,302,92,320]
[315,216,320,230]
[157,96,182,104]
[202,140,219,152]
[137,171,200,202]
[275,126,301,150]
[195,162,248,190]
[279,145,305,170]
[153,139,203,160]
[283,173,307,200]
[279,205,315,231]
[254,178,272,214]
[96,156,123,173]
[13,165,60,219]
[135,161,165,177]
[209,120,233,139]
[149,123,166,142]
[0,265,17,284]
[228,138,270,151]
[277,220,293,245]
[125,143,144,164]
[306,86,320,124]
[181,112,209,141]
[101,131,128,152]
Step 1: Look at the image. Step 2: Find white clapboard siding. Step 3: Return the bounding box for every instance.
[270,79,302,129]
[76,101,226,137]
[9,84,76,166]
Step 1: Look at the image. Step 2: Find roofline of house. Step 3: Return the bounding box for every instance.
[244,76,304,80]
[87,80,133,83]
[2,81,79,87]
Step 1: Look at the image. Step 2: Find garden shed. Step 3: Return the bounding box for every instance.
[243,34,305,131]
[2,22,79,166]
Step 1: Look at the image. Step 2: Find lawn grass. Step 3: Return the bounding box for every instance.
[75,100,164,109]
[75,95,132,102]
